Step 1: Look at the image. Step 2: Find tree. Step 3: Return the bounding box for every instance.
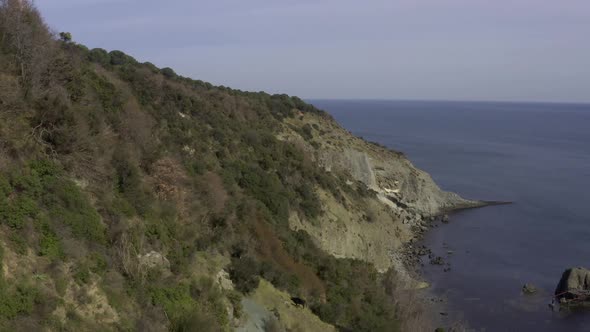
[161,67,177,79]
[0,0,56,97]
[88,48,110,65]
[109,50,137,66]
[58,31,72,43]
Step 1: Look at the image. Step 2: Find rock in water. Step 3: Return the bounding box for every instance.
[522,283,537,294]
[555,267,590,301]
[441,214,450,223]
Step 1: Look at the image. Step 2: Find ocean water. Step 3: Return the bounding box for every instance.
[310,99,590,331]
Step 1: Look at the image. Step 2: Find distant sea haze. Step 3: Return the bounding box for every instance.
[311,99,590,331]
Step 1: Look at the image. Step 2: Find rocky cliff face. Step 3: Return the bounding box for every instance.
[279,111,480,274]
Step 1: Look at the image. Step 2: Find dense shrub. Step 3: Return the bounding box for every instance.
[44,179,106,243]
[148,278,226,331]
[109,50,137,66]
[88,48,110,65]
[160,67,177,79]
[0,246,40,320]
[229,256,260,294]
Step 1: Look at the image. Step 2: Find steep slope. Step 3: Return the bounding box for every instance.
[279,109,481,273]
[0,1,469,331]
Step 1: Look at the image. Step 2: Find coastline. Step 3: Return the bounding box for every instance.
[396,201,509,329]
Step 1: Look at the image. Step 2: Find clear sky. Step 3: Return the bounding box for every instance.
[37,0,590,103]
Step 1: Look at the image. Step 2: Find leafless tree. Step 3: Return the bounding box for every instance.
[0,0,56,97]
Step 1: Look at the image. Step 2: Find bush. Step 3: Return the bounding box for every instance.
[112,151,153,216]
[88,48,110,65]
[236,163,290,222]
[148,279,226,331]
[160,67,177,79]
[0,283,39,319]
[44,180,106,243]
[109,50,137,66]
[229,256,260,294]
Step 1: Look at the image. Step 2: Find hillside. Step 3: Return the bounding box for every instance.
[0,1,478,331]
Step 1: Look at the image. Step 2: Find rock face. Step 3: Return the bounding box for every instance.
[279,113,487,274]
[138,251,171,272]
[555,267,590,300]
[522,283,537,294]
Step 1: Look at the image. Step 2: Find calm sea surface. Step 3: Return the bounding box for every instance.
[310,99,590,331]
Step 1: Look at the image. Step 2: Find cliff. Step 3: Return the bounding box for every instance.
[280,110,480,273]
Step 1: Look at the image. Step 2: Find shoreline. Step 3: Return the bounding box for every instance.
[396,201,510,328]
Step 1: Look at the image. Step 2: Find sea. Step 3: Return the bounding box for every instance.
[309,99,590,331]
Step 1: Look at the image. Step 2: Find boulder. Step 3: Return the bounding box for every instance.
[430,256,444,265]
[216,269,234,290]
[415,281,430,290]
[522,283,537,294]
[555,267,590,302]
[441,214,450,223]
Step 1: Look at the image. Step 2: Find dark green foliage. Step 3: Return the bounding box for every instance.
[161,67,177,79]
[0,283,39,320]
[142,62,160,73]
[109,50,137,66]
[0,246,40,320]
[112,150,153,216]
[235,163,290,222]
[0,195,38,229]
[229,256,260,294]
[9,233,27,255]
[74,252,107,284]
[148,278,226,331]
[301,123,314,141]
[59,32,72,42]
[88,48,110,66]
[84,69,124,113]
[282,231,400,331]
[296,183,322,218]
[0,161,105,243]
[38,220,63,260]
[0,176,10,197]
[43,179,106,243]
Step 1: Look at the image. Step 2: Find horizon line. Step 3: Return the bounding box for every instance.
[303,97,590,106]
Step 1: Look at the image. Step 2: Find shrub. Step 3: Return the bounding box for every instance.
[0,195,38,229]
[0,283,39,319]
[229,256,260,294]
[9,233,27,255]
[160,67,177,79]
[88,48,110,65]
[112,151,152,216]
[44,180,106,243]
[148,279,226,331]
[296,183,321,219]
[109,50,137,66]
[38,225,63,260]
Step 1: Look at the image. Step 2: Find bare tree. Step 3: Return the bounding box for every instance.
[0,0,56,97]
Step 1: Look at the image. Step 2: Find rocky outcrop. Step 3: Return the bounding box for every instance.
[522,283,537,294]
[138,251,171,274]
[280,112,487,276]
[555,267,590,301]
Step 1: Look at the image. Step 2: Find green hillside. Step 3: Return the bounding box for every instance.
[0,1,412,331]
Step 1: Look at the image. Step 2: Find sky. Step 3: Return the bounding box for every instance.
[37,0,590,103]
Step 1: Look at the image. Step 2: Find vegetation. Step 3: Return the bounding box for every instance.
[0,1,405,330]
